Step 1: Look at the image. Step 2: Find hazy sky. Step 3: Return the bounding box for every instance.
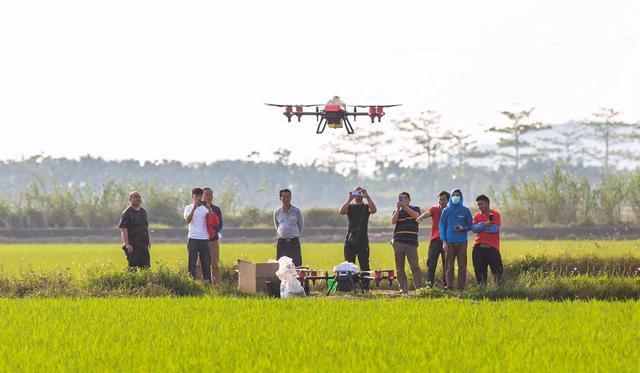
[1,0,638,165]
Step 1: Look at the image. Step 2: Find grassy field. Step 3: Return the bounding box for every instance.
[1,240,640,275]
[0,298,638,371]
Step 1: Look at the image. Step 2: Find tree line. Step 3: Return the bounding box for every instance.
[1,168,639,228]
[323,107,639,177]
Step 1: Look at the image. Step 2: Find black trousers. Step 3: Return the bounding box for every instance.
[277,237,302,267]
[188,238,211,281]
[472,244,504,285]
[426,238,446,287]
[122,244,150,270]
[344,240,370,288]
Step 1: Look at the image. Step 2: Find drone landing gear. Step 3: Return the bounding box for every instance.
[342,117,354,135]
[316,118,327,134]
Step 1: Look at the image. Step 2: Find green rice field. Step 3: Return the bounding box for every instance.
[1,241,639,371]
[0,298,638,371]
[1,240,639,275]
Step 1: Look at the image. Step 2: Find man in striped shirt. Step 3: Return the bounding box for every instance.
[391,192,423,293]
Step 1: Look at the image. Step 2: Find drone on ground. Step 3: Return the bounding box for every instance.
[265,96,401,134]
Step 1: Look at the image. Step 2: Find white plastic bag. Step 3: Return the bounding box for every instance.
[333,261,360,273]
[275,256,306,298]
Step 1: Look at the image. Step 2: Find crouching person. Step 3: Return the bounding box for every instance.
[471,195,503,285]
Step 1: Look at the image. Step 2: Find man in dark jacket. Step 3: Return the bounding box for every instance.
[118,191,150,270]
[439,188,473,291]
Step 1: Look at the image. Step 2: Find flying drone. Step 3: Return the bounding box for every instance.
[265,96,401,134]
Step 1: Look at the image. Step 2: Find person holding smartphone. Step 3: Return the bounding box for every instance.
[417,190,450,288]
[339,186,377,290]
[470,195,503,285]
[194,187,224,285]
[391,192,423,294]
[184,187,212,282]
[439,188,473,291]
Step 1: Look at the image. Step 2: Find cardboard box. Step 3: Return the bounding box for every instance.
[237,259,280,293]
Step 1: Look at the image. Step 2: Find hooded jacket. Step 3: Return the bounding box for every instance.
[439,188,473,244]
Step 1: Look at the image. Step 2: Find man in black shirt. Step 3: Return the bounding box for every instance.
[339,187,377,289]
[118,191,150,270]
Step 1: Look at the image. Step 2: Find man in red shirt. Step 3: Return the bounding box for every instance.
[417,190,450,288]
[470,195,503,285]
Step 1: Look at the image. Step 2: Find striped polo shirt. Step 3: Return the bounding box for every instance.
[393,206,421,246]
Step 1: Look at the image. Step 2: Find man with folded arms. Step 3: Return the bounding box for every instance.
[274,188,304,267]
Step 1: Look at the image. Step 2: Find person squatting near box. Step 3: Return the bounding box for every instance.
[339,186,378,290]
[118,191,151,270]
[184,188,212,282]
[274,188,304,267]
[391,192,423,294]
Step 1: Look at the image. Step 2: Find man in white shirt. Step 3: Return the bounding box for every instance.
[184,187,211,282]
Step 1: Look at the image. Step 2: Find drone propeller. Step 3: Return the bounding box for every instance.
[350,104,402,108]
[265,103,322,107]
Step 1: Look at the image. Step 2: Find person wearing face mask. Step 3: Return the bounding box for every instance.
[471,195,503,285]
[439,188,473,291]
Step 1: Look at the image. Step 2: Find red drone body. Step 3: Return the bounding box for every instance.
[265,96,401,134]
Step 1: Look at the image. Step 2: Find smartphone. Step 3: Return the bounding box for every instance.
[399,195,405,202]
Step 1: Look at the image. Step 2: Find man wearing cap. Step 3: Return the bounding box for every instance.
[339,186,377,289]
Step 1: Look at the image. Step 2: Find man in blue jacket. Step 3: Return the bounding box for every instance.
[439,189,473,291]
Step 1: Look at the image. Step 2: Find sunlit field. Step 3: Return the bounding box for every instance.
[0,298,638,371]
[1,240,639,275]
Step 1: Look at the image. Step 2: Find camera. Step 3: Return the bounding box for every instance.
[488,213,494,222]
[351,190,363,197]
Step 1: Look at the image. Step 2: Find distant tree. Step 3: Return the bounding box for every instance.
[580,108,635,173]
[393,111,445,170]
[487,107,548,171]
[442,129,478,168]
[324,130,385,178]
[538,123,587,165]
[247,151,260,161]
[273,148,292,165]
[218,178,240,215]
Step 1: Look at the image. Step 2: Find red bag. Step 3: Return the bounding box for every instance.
[206,211,220,239]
